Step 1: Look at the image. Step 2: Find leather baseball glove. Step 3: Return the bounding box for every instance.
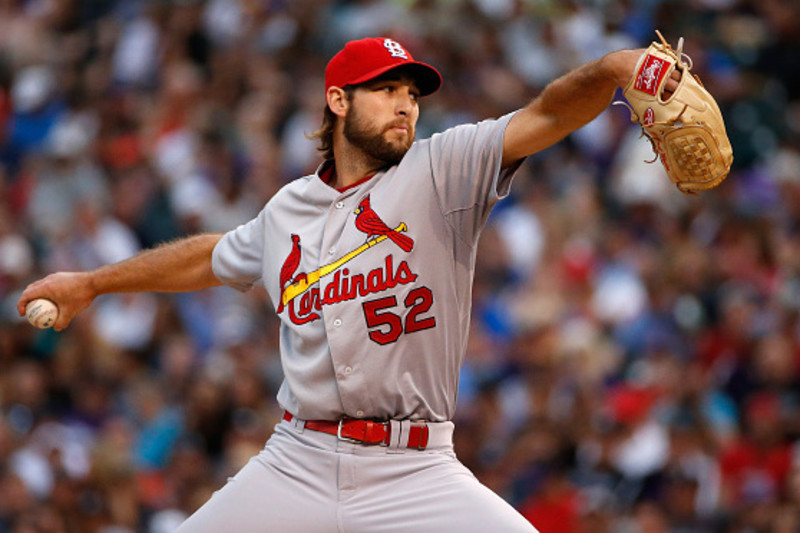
[618,31,733,195]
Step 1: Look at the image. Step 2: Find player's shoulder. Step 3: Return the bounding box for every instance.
[427,113,516,143]
[268,172,319,203]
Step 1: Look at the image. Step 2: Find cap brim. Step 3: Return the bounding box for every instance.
[346,62,442,96]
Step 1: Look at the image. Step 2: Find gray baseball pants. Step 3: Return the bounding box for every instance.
[176,416,538,532]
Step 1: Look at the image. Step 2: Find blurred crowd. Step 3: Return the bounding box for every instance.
[1,0,799,531]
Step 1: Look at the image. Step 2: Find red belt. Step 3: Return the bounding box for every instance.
[283,412,429,450]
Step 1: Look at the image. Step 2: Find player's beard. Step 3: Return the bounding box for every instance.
[343,105,415,166]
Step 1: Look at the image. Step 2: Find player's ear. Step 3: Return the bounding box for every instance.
[327,86,349,118]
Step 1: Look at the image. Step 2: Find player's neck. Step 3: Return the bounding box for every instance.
[331,140,387,189]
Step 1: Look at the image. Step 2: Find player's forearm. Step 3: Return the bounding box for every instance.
[90,233,224,296]
[533,52,628,131]
[503,50,640,165]
[18,233,225,331]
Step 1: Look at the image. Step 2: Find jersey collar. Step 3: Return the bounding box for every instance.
[317,160,377,193]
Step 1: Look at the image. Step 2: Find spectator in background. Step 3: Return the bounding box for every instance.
[0,1,799,531]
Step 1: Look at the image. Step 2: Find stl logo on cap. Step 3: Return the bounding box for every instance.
[383,39,408,59]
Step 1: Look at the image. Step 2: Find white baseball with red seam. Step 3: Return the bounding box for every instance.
[25,298,59,329]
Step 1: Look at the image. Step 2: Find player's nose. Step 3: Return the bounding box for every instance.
[394,89,416,116]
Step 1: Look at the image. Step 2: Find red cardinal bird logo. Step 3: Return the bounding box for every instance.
[354,195,414,252]
[277,234,307,313]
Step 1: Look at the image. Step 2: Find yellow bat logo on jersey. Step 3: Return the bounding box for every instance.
[277,195,420,326]
[281,222,408,306]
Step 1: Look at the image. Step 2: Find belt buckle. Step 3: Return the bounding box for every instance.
[337,419,363,444]
[337,419,390,446]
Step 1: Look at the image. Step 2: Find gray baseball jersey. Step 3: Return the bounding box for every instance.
[212,112,521,423]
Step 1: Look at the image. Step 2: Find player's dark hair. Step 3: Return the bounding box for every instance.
[308,87,355,161]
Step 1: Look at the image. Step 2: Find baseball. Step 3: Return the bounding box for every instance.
[25,298,59,329]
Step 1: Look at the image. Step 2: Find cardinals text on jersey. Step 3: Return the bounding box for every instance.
[277,194,436,343]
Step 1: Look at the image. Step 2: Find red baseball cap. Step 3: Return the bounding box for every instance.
[325,37,442,96]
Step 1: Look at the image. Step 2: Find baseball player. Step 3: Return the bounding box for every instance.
[19,37,677,531]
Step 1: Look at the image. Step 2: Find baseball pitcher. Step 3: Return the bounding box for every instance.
[18,35,714,531]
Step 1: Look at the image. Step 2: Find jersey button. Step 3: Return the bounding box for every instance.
[356,410,365,418]
[343,366,353,375]
[329,246,336,255]
[335,201,344,209]
[333,318,342,327]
